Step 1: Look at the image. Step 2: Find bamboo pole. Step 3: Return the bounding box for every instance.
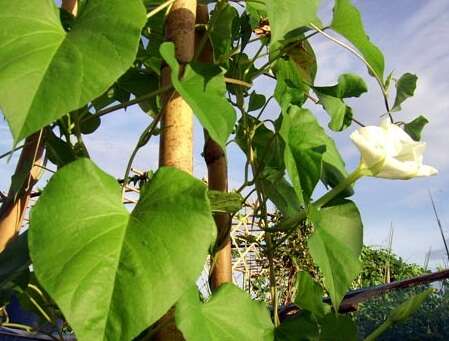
[154,1,197,340]
[196,4,232,290]
[0,133,44,251]
[158,0,197,172]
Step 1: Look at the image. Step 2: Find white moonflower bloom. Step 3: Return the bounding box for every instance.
[350,119,438,179]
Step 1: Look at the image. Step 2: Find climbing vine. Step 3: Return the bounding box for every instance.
[0,0,438,340]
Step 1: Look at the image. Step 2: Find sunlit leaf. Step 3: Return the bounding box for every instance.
[176,284,274,341]
[30,159,215,341]
[265,0,321,48]
[160,42,236,149]
[0,0,146,142]
[308,200,362,310]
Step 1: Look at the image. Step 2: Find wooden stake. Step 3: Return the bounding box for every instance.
[62,0,78,15]
[196,4,233,290]
[0,133,44,251]
[154,1,196,340]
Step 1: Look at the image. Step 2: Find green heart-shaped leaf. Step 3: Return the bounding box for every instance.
[392,73,418,112]
[29,159,215,341]
[308,200,362,310]
[176,284,274,341]
[0,0,146,143]
[160,42,236,150]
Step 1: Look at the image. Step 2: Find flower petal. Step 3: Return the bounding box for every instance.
[416,165,438,177]
[350,129,385,168]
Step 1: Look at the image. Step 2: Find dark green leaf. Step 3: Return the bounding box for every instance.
[308,200,363,310]
[236,116,285,171]
[0,231,30,288]
[0,0,146,143]
[404,115,429,141]
[44,129,77,168]
[294,271,329,317]
[331,0,385,80]
[248,92,267,112]
[239,13,253,51]
[160,43,236,149]
[314,74,367,131]
[392,73,418,112]
[320,313,357,341]
[265,0,321,48]
[92,85,130,111]
[260,168,301,218]
[275,312,319,341]
[209,3,239,64]
[30,159,216,341]
[117,68,160,114]
[226,53,258,95]
[246,1,267,29]
[314,74,368,98]
[175,284,274,341]
[288,39,318,84]
[79,112,101,135]
[274,58,309,112]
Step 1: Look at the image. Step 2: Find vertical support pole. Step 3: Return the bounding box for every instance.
[154,1,196,340]
[0,133,44,251]
[196,4,233,290]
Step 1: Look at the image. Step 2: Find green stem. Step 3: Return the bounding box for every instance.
[146,0,175,18]
[92,85,173,120]
[121,112,162,200]
[310,23,393,121]
[314,166,366,208]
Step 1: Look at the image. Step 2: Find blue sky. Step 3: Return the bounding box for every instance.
[1,0,448,268]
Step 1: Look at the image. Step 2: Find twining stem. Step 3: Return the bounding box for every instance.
[92,85,173,119]
[309,23,393,122]
[91,77,248,121]
[0,143,26,161]
[121,112,163,200]
[236,90,280,326]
